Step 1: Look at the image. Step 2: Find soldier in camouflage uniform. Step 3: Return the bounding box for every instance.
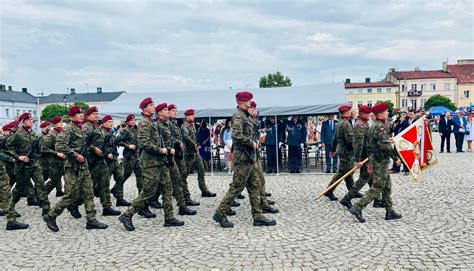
[339,106,372,209]
[43,106,108,232]
[213,91,276,228]
[118,97,184,231]
[5,113,50,216]
[108,123,132,207]
[349,102,403,223]
[88,115,121,216]
[324,105,356,201]
[40,116,66,197]
[155,103,196,216]
[181,110,216,198]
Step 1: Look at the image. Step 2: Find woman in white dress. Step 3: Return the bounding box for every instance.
[465,115,473,152]
[222,119,233,173]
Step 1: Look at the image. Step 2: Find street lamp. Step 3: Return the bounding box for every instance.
[63,95,67,114]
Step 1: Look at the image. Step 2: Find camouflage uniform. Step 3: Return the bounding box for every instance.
[216,108,264,219]
[119,125,143,193]
[123,115,175,220]
[48,122,97,220]
[107,132,126,201]
[0,135,18,222]
[251,117,271,209]
[5,127,50,212]
[326,118,355,194]
[39,128,65,194]
[169,118,191,202]
[88,126,113,208]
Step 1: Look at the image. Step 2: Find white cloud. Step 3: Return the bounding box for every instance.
[306,32,336,42]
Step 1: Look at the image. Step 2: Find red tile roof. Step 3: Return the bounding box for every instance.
[345,82,398,89]
[447,64,474,84]
[391,70,455,80]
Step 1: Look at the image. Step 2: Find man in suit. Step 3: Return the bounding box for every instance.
[438,112,453,153]
[453,111,468,153]
[321,114,338,173]
[349,110,357,127]
[392,110,415,175]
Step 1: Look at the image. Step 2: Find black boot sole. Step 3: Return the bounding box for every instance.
[253,220,277,226]
[119,215,135,231]
[349,208,366,223]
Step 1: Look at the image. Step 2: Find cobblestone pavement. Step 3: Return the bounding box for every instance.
[1,137,473,270]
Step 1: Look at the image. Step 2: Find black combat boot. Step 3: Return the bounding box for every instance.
[201,190,217,197]
[339,195,353,209]
[102,207,121,216]
[253,216,277,226]
[231,200,240,207]
[6,221,29,230]
[349,207,365,223]
[353,192,364,198]
[116,198,132,207]
[267,199,276,205]
[325,192,338,201]
[264,192,272,197]
[42,209,49,216]
[236,194,245,199]
[137,206,156,218]
[178,206,197,216]
[262,206,279,214]
[212,212,233,228]
[43,214,59,232]
[185,198,200,206]
[149,201,163,209]
[27,198,39,206]
[86,219,108,230]
[385,211,402,221]
[164,218,185,227]
[67,204,82,219]
[119,214,135,231]
[373,199,385,208]
[226,208,236,216]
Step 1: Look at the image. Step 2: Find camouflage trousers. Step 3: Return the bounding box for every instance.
[354,162,393,212]
[0,163,17,222]
[346,161,373,199]
[217,161,264,220]
[154,159,186,206]
[109,159,126,199]
[184,153,209,193]
[89,160,112,208]
[124,164,175,220]
[255,161,270,209]
[327,155,354,193]
[8,162,36,201]
[175,156,192,201]
[42,159,64,194]
[49,166,97,220]
[12,162,50,211]
[123,155,143,193]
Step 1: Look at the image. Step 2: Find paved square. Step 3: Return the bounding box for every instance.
[1,138,473,269]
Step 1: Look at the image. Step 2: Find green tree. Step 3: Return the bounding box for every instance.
[376,100,395,117]
[259,71,292,88]
[424,95,456,111]
[72,101,89,110]
[41,104,67,121]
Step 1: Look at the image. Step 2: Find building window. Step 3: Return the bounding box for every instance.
[421,84,427,90]
[444,83,450,90]
[411,84,417,91]
[431,83,436,90]
[377,88,382,93]
[464,90,470,98]
[411,100,417,109]
[358,88,363,94]
[402,99,407,107]
[421,98,427,107]
[386,88,391,93]
[367,88,372,93]
[22,110,26,113]
[367,100,373,107]
[348,101,353,107]
[347,89,353,94]
[16,109,20,117]
[402,85,406,92]
[33,110,37,117]
[5,108,9,117]
[357,100,363,106]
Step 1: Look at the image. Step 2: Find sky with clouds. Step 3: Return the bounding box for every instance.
[0,0,472,94]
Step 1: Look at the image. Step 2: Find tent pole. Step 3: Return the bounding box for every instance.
[275,114,279,176]
[209,116,214,176]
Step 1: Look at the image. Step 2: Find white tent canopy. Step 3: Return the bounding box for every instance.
[101,83,347,119]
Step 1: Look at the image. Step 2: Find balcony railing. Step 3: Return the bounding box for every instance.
[407,89,422,97]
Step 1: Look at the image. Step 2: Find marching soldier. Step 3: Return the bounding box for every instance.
[118,97,184,231]
[43,105,108,232]
[5,112,50,216]
[108,123,132,207]
[339,106,371,209]
[168,105,200,207]
[40,116,66,197]
[349,102,402,223]
[213,91,276,228]
[88,115,121,216]
[324,105,356,201]
[181,109,216,198]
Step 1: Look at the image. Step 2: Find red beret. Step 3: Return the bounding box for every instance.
[184,109,195,116]
[2,120,19,132]
[338,105,352,113]
[51,116,62,124]
[40,121,51,128]
[358,105,372,114]
[18,112,32,122]
[68,105,82,116]
[101,115,113,123]
[155,103,168,112]
[126,114,135,122]
[168,104,177,110]
[84,106,98,116]
[250,101,257,108]
[139,97,153,109]
[371,102,388,114]
[235,91,253,102]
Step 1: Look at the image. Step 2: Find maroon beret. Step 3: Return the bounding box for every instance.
[126,114,135,122]
[155,103,168,112]
[84,106,98,116]
[68,105,82,117]
[50,116,62,124]
[101,115,113,123]
[371,102,388,114]
[139,97,153,109]
[2,120,19,132]
[18,112,32,122]
[184,109,195,116]
[250,101,257,108]
[39,121,51,128]
[358,105,372,114]
[168,104,177,110]
[338,104,352,113]
[235,91,253,102]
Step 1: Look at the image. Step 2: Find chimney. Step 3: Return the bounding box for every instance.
[365,78,370,83]
[345,78,351,83]
[8,86,12,91]
[0,85,5,91]
[97,87,102,93]
[442,61,448,72]
[22,88,27,93]
[389,68,396,73]
[70,88,76,95]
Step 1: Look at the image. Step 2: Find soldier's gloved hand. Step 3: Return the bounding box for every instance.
[395,159,401,167]
[129,144,136,150]
[160,148,168,154]
[389,138,395,144]
[367,165,373,174]
[170,148,175,155]
[329,151,336,159]
[18,156,30,163]
[57,152,66,159]
[95,148,103,156]
[107,154,114,160]
[76,155,85,163]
